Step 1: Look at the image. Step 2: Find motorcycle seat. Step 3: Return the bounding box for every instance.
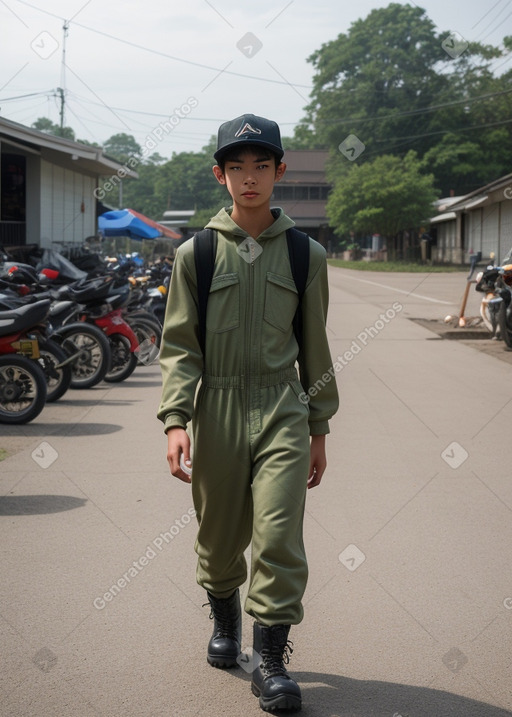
[0,299,51,337]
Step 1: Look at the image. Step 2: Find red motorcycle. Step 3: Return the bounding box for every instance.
[59,276,140,383]
[0,300,49,423]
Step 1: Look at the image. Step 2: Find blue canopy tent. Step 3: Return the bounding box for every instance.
[98,208,181,241]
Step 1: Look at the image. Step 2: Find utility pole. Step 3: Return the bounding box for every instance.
[58,21,69,134]
[57,87,65,132]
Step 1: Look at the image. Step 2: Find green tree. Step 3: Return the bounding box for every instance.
[118,138,227,219]
[103,133,141,163]
[76,138,101,148]
[282,124,321,150]
[305,5,447,150]
[121,163,163,217]
[153,138,226,215]
[120,153,170,215]
[303,3,506,194]
[32,117,75,140]
[326,151,439,240]
[421,134,488,196]
[188,207,222,229]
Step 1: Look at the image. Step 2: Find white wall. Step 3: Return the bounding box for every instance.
[481,204,500,258]
[465,201,512,262]
[499,200,512,262]
[434,220,457,263]
[40,160,96,248]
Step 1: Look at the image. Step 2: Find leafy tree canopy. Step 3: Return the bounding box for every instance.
[300,2,510,194]
[326,151,439,238]
[32,117,75,140]
[103,133,142,163]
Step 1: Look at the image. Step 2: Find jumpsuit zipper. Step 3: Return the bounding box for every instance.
[245,240,257,435]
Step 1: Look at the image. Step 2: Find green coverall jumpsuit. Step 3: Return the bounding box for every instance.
[158,207,339,626]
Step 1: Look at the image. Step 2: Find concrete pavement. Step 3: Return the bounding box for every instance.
[1,266,511,716]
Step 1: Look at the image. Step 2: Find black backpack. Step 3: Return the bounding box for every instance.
[194,228,310,355]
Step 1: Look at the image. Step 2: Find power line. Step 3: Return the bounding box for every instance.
[64,95,216,148]
[479,8,512,43]
[69,97,213,141]
[474,0,512,40]
[375,116,512,144]
[7,0,510,150]
[0,90,55,102]
[66,92,158,132]
[489,51,512,72]
[312,86,512,128]
[62,92,226,122]
[10,0,313,90]
[65,101,96,139]
[58,91,304,136]
[54,83,512,130]
[472,0,508,29]
[6,98,53,124]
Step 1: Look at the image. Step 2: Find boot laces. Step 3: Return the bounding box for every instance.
[202,598,238,639]
[261,632,294,678]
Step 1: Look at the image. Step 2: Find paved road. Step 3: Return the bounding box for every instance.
[1,266,511,716]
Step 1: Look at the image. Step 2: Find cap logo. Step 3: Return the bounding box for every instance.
[234,122,262,138]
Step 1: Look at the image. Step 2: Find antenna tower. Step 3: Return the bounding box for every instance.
[58,21,69,133]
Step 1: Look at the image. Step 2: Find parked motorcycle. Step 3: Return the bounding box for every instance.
[48,297,112,389]
[0,272,110,391]
[475,250,512,348]
[57,276,140,382]
[0,280,72,403]
[0,300,49,423]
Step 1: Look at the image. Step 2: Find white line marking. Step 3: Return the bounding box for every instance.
[332,270,455,305]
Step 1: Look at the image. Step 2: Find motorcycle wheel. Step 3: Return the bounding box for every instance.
[487,300,501,339]
[104,334,138,383]
[480,298,494,333]
[0,354,47,424]
[125,317,161,365]
[126,309,163,330]
[57,325,111,389]
[38,339,72,402]
[498,300,512,348]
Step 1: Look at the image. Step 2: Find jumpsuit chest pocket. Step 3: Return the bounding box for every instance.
[263,272,298,333]
[206,273,240,333]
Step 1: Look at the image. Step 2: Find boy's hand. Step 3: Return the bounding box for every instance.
[166,427,192,483]
[308,434,327,489]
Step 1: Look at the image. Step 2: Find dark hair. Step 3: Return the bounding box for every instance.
[216,143,282,172]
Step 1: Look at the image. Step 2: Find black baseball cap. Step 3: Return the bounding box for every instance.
[214,113,284,163]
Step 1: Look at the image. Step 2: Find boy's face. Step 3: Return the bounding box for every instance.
[212,149,286,210]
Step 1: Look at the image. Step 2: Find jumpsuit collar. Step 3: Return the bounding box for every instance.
[205,206,296,241]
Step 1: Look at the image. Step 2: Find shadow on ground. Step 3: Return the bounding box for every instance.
[113,380,163,388]
[228,669,511,716]
[55,398,140,407]
[0,422,123,437]
[0,495,87,515]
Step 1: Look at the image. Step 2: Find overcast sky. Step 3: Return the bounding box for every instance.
[1,0,511,159]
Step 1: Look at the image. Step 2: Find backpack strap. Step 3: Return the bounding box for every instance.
[286,227,310,353]
[193,228,217,355]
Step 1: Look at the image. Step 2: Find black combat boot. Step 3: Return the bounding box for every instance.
[204,588,242,668]
[251,622,301,712]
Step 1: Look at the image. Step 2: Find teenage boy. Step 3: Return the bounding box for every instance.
[158,113,339,713]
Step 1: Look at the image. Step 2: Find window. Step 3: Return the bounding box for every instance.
[273,186,294,200]
[1,154,26,221]
[272,184,331,201]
